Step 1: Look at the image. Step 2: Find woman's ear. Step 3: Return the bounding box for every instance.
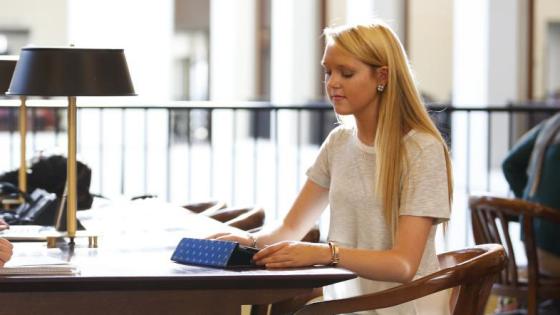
[376,66,388,85]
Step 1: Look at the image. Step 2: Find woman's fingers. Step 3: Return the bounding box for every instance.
[253,242,290,261]
[0,238,13,250]
[0,218,9,231]
[0,238,13,266]
[263,261,295,269]
[206,232,253,247]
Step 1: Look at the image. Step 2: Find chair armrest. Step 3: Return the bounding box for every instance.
[295,244,506,315]
[295,269,456,315]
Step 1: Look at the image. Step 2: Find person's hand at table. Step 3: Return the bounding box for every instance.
[0,238,13,267]
[252,241,331,268]
[0,218,9,231]
[207,232,254,247]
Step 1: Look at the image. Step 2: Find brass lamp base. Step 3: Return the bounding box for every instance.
[46,232,98,248]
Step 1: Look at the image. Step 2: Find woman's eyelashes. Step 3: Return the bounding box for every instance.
[322,68,355,81]
[341,70,354,78]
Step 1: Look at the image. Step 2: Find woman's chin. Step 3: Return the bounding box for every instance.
[333,106,352,116]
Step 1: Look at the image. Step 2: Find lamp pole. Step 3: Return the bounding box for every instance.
[18,96,27,196]
[67,96,77,239]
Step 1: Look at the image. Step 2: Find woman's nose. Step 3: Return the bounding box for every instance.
[326,75,340,89]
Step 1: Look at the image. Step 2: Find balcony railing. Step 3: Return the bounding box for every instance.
[0,99,558,249]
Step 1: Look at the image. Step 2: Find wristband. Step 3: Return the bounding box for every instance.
[328,241,340,266]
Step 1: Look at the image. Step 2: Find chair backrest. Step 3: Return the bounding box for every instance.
[300,226,320,243]
[210,207,250,223]
[225,206,265,231]
[469,195,560,292]
[182,200,227,215]
[294,244,506,315]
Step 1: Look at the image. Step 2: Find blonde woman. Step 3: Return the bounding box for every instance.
[212,20,453,314]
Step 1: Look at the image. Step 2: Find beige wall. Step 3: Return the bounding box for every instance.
[408,0,453,103]
[326,0,347,26]
[0,0,67,46]
[325,0,453,103]
[535,0,560,99]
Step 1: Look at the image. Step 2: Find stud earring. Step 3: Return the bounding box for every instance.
[377,84,385,93]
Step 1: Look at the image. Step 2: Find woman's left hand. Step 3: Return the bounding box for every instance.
[0,238,13,267]
[253,241,331,268]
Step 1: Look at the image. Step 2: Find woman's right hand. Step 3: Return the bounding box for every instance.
[206,232,254,247]
[0,238,13,267]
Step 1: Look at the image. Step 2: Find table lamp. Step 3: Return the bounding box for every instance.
[6,47,136,247]
[0,56,26,200]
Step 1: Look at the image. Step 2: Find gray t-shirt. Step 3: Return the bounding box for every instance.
[306,126,451,315]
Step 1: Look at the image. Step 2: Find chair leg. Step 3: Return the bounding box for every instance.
[527,280,538,315]
[527,298,537,315]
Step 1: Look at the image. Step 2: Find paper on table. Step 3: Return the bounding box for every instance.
[0,255,79,276]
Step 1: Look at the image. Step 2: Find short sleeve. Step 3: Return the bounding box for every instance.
[400,140,450,223]
[306,128,340,188]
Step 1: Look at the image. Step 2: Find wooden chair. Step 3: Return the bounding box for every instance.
[225,206,265,231]
[293,244,506,315]
[209,206,251,223]
[469,195,560,315]
[182,200,226,215]
[300,226,320,243]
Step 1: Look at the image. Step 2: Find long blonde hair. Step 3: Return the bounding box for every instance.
[324,21,453,228]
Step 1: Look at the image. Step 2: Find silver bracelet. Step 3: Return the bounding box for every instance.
[247,234,258,248]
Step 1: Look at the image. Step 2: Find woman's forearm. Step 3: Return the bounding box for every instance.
[252,179,329,247]
[337,216,434,283]
[337,247,418,283]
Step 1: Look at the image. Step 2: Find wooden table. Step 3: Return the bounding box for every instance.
[0,200,355,315]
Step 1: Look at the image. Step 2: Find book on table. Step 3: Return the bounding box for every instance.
[0,255,79,276]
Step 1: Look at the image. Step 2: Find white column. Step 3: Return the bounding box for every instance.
[451,0,528,250]
[488,0,528,104]
[450,0,489,252]
[270,0,320,104]
[408,0,453,102]
[209,0,257,100]
[343,0,405,41]
[268,0,321,218]
[209,0,257,208]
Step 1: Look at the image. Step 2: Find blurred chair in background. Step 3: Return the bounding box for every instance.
[470,195,560,315]
[182,200,226,215]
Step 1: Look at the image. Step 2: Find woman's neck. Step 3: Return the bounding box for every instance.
[354,106,379,146]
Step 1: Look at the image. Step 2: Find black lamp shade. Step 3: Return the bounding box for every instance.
[7,47,136,96]
[0,57,17,95]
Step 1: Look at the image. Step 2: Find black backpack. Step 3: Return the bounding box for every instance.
[0,155,94,211]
